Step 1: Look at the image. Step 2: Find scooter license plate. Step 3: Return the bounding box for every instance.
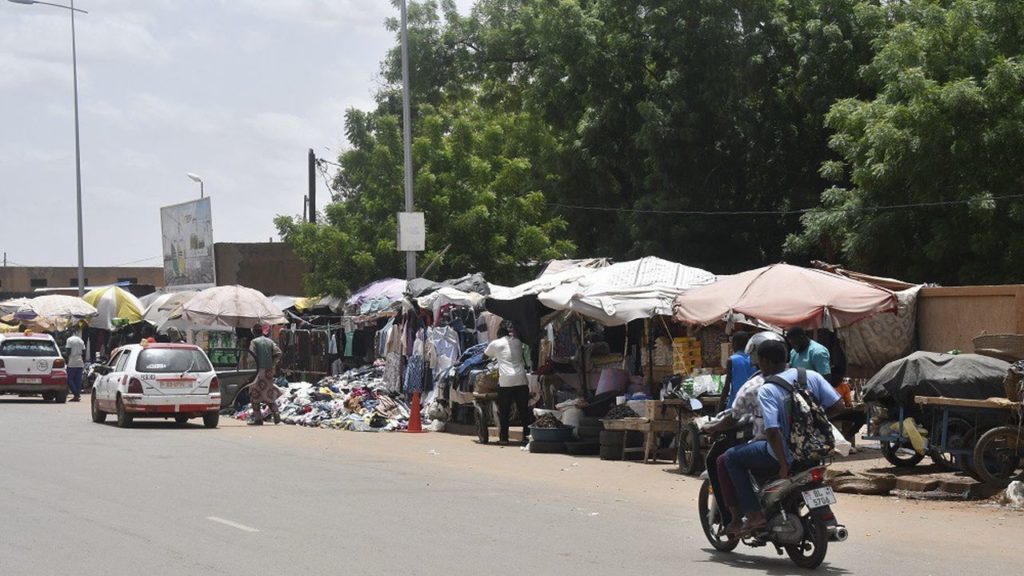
[802,487,837,509]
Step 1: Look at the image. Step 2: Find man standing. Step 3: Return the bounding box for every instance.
[65,330,85,402]
[484,326,532,445]
[785,327,832,382]
[720,331,755,409]
[248,325,282,426]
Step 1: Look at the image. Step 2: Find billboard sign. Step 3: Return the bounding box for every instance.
[161,197,214,287]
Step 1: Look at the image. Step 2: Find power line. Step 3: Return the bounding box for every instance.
[548,193,1024,216]
[112,255,163,267]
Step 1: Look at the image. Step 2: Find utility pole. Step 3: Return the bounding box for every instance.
[307,149,317,224]
[400,0,416,280]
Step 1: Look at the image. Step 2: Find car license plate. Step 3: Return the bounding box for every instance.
[802,487,837,509]
[17,378,42,384]
[159,380,191,388]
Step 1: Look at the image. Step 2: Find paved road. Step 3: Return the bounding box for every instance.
[1,398,1020,576]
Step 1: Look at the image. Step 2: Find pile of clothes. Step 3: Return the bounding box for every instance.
[231,365,433,432]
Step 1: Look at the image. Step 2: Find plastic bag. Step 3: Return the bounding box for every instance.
[831,423,852,457]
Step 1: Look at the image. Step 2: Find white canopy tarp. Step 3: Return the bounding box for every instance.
[417,287,487,316]
[537,257,716,326]
[162,285,286,331]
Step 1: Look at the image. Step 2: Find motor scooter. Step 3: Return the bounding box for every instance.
[696,412,848,569]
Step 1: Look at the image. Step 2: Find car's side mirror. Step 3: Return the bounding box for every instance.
[93,365,111,376]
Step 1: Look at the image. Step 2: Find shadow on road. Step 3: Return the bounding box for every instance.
[696,549,852,575]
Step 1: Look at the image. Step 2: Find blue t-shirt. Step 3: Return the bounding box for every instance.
[789,340,831,376]
[726,352,756,409]
[757,368,841,463]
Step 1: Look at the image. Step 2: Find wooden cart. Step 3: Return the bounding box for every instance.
[913,395,1023,485]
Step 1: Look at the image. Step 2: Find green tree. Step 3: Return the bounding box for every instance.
[787,0,1024,283]
[276,1,574,295]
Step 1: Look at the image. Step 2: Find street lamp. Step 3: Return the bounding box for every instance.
[9,0,88,296]
[187,173,204,198]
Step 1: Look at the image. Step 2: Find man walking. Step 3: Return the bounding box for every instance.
[65,330,85,402]
[248,325,282,426]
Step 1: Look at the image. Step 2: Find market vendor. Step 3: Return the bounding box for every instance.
[785,327,832,382]
[720,331,755,409]
[484,325,532,445]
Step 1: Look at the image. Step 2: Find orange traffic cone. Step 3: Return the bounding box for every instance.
[406,391,425,433]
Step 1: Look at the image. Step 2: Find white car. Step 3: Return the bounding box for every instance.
[0,332,69,403]
[91,343,220,428]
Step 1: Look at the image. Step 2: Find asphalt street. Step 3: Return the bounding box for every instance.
[1,398,1020,576]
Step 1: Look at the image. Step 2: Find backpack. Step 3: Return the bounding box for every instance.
[766,369,834,462]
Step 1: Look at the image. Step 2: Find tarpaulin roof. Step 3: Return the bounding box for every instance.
[406,273,491,299]
[537,257,716,326]
[862,352,1010,406]
[672,263,897,329]
[345,278,407,314]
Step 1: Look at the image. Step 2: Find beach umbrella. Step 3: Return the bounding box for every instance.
[672,263,897,330]
[142,291,199,327]
[172,285,286,329]
[14,295,97,331]
[83,286,145,330]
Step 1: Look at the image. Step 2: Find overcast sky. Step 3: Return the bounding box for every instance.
[0,0,472,268]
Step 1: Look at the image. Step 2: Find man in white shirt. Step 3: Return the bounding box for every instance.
[484,326,531,445]
[65,330,86,402]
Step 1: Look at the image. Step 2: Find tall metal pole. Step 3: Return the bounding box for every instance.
[71,0,85,296]
[400,0,416,280]
[308,149,317,224]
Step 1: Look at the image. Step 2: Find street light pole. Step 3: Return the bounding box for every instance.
[187,173,204,198]
[400,0,416,280]
[8,0,89,296]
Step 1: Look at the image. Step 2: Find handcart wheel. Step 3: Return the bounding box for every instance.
[929,418,974,470]
[475,402,491,444]
[677,422,703,475]
[881,440,925,468]
[972,426,1024,486]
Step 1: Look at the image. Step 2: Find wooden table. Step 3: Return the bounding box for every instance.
[601,399,701,464]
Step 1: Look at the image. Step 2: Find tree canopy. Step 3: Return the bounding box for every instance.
[277,0,1024,295]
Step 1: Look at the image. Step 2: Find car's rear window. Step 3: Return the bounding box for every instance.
[135,348,212,373]
[0,340,59,357]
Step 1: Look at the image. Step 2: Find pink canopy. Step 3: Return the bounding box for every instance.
[672,264,897,329]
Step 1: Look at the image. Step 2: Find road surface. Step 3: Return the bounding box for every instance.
[1,398,1020,576]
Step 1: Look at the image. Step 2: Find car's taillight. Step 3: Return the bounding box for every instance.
[209,377,220,393]
[53,358,66,369]
[127,378,144,394]
[810,467,826,483]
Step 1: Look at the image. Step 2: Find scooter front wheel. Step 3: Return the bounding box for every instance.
[697,479,739,552]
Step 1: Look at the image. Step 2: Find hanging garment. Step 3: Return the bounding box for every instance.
[404,355,426,393]
[328,331,339,355]
[383,352,403,393]
[427,326,461,379]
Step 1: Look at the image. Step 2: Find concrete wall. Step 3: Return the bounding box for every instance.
[917,285,1024,353]
[0,266,164,298]
[213,242,308,296]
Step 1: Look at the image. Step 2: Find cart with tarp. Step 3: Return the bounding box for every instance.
[861,351,1015,475]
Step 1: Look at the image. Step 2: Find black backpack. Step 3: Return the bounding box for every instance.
[766,369,835,462]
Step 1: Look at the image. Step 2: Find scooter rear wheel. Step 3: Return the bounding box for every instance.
[697,479,738,552]
[785,510,829,569]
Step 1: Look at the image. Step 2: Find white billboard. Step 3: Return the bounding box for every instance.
[160,197,214,287]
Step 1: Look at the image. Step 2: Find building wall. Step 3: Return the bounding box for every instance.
[213,242,308,296]
[917,285,1024,353]
[0,266,164,298]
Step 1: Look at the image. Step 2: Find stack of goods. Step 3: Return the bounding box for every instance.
[603,404,639,420]
[231,364,434,432]
[672,337,702,375]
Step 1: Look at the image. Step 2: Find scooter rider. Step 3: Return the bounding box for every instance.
[723,339,844,536]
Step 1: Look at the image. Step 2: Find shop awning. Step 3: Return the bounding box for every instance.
[672,263,898,330]
[537,257,716,326]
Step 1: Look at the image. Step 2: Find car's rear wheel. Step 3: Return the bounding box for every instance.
[203,412,219,429]
[91,392,107,423]
[116,396,133,428]
[41,392,54,402]
[54,391,67,404]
